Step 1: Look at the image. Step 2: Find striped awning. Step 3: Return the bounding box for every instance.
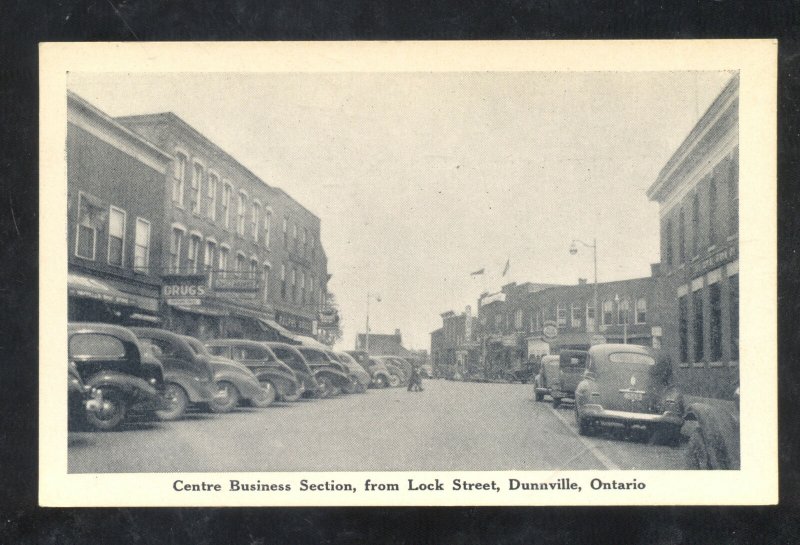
[68,273,135,306]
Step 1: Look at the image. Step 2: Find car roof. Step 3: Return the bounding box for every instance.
[128,327,195,351]
[68,322,139,343]
[588,344,652,357]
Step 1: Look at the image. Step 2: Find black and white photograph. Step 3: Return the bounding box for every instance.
[39,41,777,506]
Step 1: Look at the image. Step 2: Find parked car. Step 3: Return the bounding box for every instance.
[385,356,413,384]
[334,351,371,393]
[346,351,393,388]
[296,346,353,398]
[684,384,740,469]
[68,360,103,429]
[533,354,560,402]
[372,356,406,387]
[549,350,588,408]
[263,342,323,399]
[68,323,165,431]
[205,339,302,405]
[181,335,270,412]
[129,327,217,420]
[574,344,684,444]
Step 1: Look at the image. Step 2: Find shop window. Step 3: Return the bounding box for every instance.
[134,218,151,273]
[173,153,187,206]
[709,282,722,361]
[170,228,183,273]
[107,206,126,267]
[190,163,203,215]
[730,273,739,360]
[222,183,232,229]
[635,298,647,324]
[678,294,689,364]
[556,303,567,326]
[571,302,581,328]
[693,287,704,363]
[206,173,218,221]
[602,300,613,326]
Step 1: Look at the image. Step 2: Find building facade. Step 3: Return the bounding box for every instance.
[67,92,172,325]
[116,112,329,341]
[647,75,739,400]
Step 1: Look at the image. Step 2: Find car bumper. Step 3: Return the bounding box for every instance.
[581,404,683,426]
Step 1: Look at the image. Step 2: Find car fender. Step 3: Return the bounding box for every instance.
[254,369,300,396]
[164,371,215,403]
[314,368,352,388]
[213,367,264,400]
[684,402,740,470]
[372,370,391,383]
[574,379,592,406]
[86,371,159,402]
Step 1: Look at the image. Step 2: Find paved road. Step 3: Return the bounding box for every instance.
[69,379,686,473]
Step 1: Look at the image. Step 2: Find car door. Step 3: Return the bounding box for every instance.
[596,350,657,413]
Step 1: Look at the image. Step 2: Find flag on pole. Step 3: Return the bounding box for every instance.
[502,259,510,277]
[470,268,485,276]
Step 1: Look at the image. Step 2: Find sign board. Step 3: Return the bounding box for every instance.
[590,334,607,346]
[318,309,339,327]
[167,298,201,306]
[162,274,209,300]
[213,272,260,293]
[542,321,558,341]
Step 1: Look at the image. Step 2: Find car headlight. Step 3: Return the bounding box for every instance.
[149,377,158,385]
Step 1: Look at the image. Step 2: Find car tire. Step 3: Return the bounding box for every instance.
[210,381,240,413]
[157,383,189,421]
[388,374,401,388]
[252,381,277,407]
[317,376,334,398]
[85,387,127,431]
[342,376,358,394]
[375,375,388,389]
[552,396,561,409]
[575,404,592,436]
[685,427,714,469]
[535,391,544,402]
[282,388,303,402]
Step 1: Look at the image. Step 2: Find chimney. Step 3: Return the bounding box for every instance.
[578,278,587,285]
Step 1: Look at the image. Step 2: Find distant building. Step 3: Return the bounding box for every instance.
[356,329,413,357]
[647,74,739,400]
[430,328,444,376]
[67,91,172,325]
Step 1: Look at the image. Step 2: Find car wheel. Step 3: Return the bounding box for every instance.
[535,391,544,402]
[317,376,334,398]
[282,388,303,402]
[157,383,189,421]
[210,381,239,414]
[575,404,591,436]
[375,375,388,388]
[685,427,714,469]
[85,387,127,431]
[251,381,277,408]
[342,376,358,394]
[552,396,561,409]
[388,374,401,388]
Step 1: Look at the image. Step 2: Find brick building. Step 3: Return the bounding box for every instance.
[647,74,739,400]
[116,112,329,341]
[67,92,172,325]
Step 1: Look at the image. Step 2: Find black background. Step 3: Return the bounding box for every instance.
[1,2,798,543]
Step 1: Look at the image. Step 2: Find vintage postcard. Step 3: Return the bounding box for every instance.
[39,40,777,506]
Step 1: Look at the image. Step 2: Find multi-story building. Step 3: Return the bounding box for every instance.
[434,307,479,379]
[115,111,329,341]
[430,327,444,376]
[647,74,739,400]
[67,92,171,325]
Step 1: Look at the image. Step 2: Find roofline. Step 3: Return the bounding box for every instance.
[68,91,172,163]
[647,73,739,201]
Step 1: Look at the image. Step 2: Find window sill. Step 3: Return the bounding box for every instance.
[679,363,690,368]
[708,360,724,368]
[692,361,705,368]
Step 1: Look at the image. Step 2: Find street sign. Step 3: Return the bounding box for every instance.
[542,321,558,341]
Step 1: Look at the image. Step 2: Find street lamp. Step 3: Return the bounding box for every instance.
[614,293,628,344]
[365,292,381,353]
[570,238,599,334]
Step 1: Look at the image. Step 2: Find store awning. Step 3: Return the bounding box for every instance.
[166,301,228,317]
[68,273,135,306]
[256,318,300,343]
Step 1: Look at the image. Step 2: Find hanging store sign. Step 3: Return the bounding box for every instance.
[542,321,558,341]
[318,308,340,327]
[276,311,313,334]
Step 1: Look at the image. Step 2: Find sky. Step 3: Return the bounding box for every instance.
[68,70,733,351]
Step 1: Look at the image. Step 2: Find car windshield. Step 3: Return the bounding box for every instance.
[608,352,655,365]
[299,349,327,364]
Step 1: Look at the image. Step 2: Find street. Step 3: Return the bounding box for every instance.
[69,379,686,473]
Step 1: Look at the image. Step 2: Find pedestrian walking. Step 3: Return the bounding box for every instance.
[407,364,423,392]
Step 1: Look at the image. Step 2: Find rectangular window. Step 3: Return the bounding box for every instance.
[250,259,258,279]
[291,268,297,302]
[678,294,689,364]
[301,271,306,304]
[207,173,218,221]
[75,193,101,260]
[292,223,298,253]
[191,163,202,214]
[204,241,216,284]
[263,266,270,305]
[134,218,151,273]
[251,202,260,242]
[237,193,247,236]
[236,253,246,272]
[709,282,722,361]
[218,247,229,278]
[108,206,126,266]
[187,235,201,273]
[173,154,187,206]
[170,228,183,273]
[585,302,596,330]
[222,184,232,229]
[636,298,647,324]
[303,228,308,256]
[617,299,629,325]
[556,303,567,326]
[602,300,613,326]
[730,273,739,361]
[571,302,581,328]
[281,263,287,299]
[283,216,288,248]
[264,212,271,248]
[693,287,704,363]
[514,309,523,330]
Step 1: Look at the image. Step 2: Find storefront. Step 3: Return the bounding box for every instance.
[68,272,161,325]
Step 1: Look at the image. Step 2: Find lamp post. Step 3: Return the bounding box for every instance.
[570,238,599,334]
[365,292,381,353]
[614,293,628,344]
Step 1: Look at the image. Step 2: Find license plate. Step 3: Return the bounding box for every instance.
[624,392,643,401]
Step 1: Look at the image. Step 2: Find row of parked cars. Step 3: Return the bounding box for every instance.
[67,322,426,432]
